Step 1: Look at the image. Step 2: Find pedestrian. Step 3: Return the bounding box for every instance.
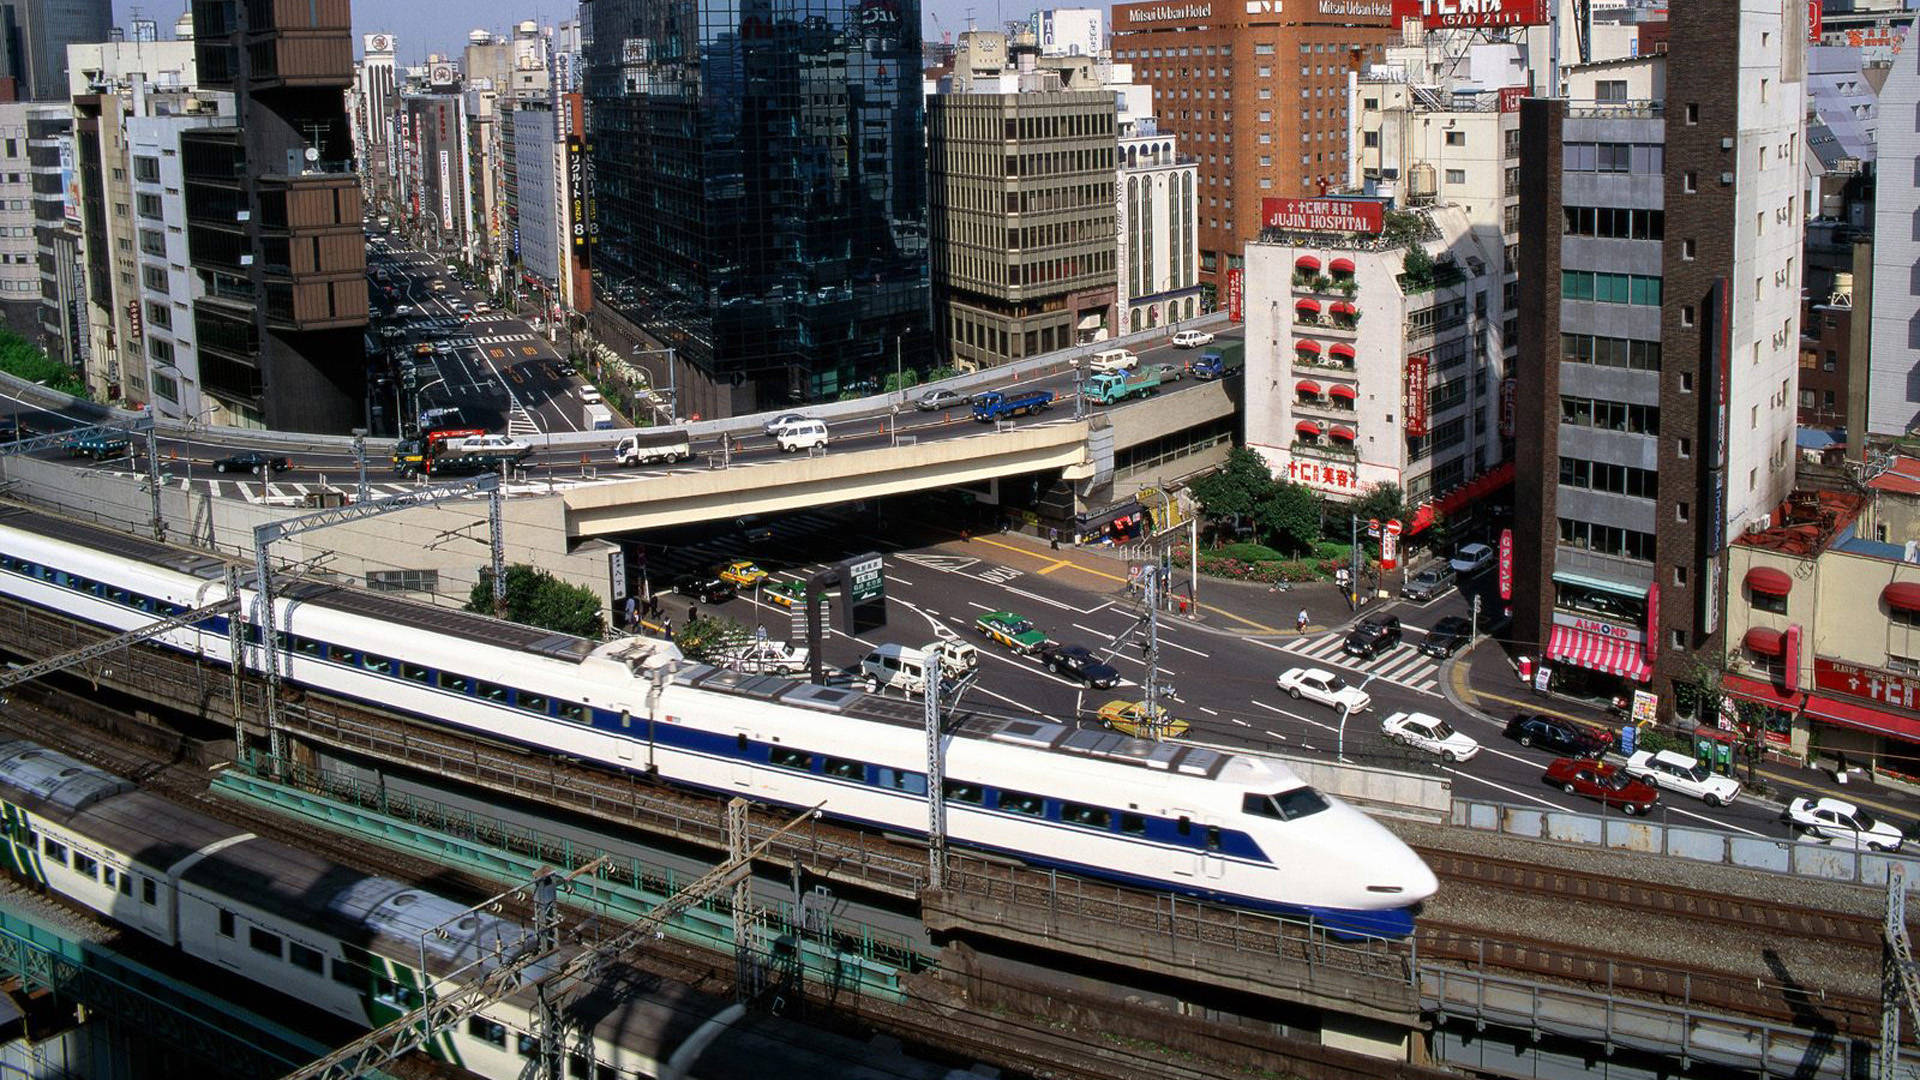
[1049,527,1060,550]
[961,528,970,543]
[688,604,700,625]
[662,617,674,639]
[1297,609,1310,634]
[623,595,638,633]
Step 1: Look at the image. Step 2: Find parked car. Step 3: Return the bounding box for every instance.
[1784,797,1904,850]
[1381,711,1481,762]
[1417,616,1473,659]
[1544,757,1660,815]
[1275,667,1372,713]
[1037,643,1119,688]
[1625,749,1743,807]
[1344,615,1402,660]
[1504,713,1611,757]
[1450,542,1496,576]
[915,388,965,411]
[761,412,811,437]
[213,451,292,474]
[1097,699,1188,739]
[1170,329,1215,349]
[669,572,736,605]
[1401,564,1456,602]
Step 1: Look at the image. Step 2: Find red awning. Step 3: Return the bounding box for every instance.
[1743,627,1785,656]
[1294,339,1321,354]
[1802,693,1920,744]
[1295,380,1322,395]
[1721,672,1802,709]
[1887,582,1920,612]
[1546,625,1653,682]
[1433,461,1517,518]
[1408,504,1435,535]
[1295,297,1321,314]
[1329,343,1356,361]
[1330,301,1356,317]
[1329,257,1355,274]
[1329,426,1357,442]
[1327,382,1358,400]
[1296,255,1321,272]
[1745,566,1792,597]
[1296,420,1323,437]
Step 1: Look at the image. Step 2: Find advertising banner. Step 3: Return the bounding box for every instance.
[1404,354,1430,436]
[1261,197,1385,234]
[1498,528,1513,601]
[1226,267,1244,322]
[1815,657,1920,712]
[1499,376,1517,437]
[1395,0,1550,28]
[1498,86,1527,113]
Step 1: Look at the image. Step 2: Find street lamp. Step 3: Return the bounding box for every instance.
[1071,357,1085,421]
[631,345,677,423]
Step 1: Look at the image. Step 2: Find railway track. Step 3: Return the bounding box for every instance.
[1418,847,1890,948]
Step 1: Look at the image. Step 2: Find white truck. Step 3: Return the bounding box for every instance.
[584,402,616,430]
[614,429,692,466]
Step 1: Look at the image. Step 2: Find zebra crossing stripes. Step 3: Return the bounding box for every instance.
[1272,631,1443,695]
[478,332,538,345]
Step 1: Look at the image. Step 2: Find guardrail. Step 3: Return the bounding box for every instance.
[1452,797,1920,888]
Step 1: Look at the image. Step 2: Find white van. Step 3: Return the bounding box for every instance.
[858,641,978,696]
[1088,348,1139,374]
[776,418,830,453]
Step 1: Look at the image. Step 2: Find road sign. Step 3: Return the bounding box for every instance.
[846,555,884,603]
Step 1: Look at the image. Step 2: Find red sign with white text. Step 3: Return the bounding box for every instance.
[1807,0,1821,42]
[1815,657,1920,712]
[1261,197,1385,235]
[1285,456,1365,495]
[1498,528,1513,601]
[1403,354,1430,436]
[1396,0,1549,27]
[1498,86,1527,113]
[1227,267,1244,322]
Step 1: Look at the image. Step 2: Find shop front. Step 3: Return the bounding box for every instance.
[1721,657,1920,776]
[1537,575,1656,704]
[1074,500,1147,547]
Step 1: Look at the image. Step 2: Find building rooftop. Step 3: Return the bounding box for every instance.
[1734,490,1868,557]
[1868,456,1920,496]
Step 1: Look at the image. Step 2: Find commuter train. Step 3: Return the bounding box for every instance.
[0,508,1437,936]
[0,740,969,1079]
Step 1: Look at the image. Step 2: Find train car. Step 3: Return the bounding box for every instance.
[0,508,1437,936]
[0,741,978,1079]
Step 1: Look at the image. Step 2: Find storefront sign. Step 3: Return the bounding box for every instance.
[1497,87,1527,113]
[1226,267,1244,322]
[1552,612,1644,643]
[1404,354,1430,436]
[1318,0,1395,15]
[1283,456,1365,495]
[126,300,141,342]
[1261,197,1385,234]
[1533,664,1552,692]
[1807,0,1822,41]
[1498,528,1513,601]
[1815,657,1920,711]
[1644,582,1660,652]
[1630,690,1659,725]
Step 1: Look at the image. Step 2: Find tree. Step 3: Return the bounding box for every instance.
[1401,245,1435,291]
[1350,482,1408,531]
[674,613,752,661]
[1252,479,1322,556]
[468,565,604,638]
[0,328,85,398]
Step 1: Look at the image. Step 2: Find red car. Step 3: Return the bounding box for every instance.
[1543,757,1660,816]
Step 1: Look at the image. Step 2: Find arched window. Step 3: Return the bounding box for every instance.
[1130,308,1143,332]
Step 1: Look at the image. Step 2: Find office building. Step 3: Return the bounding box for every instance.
[183,0,367,433]
[0,0,110,101]
[0,102,40,341]
[507,100,560,312]
[582,0,930,416]
[28,102,79,371]
[1110,0,1396,309]
[130,99,232,424]
[1871,40,1920,439]
[1511,5,1806,715]
[395,92,469,256]
[354,33,398,207]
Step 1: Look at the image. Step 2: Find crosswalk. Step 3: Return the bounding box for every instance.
[1268,631,1444,696]
[479,332,539,345]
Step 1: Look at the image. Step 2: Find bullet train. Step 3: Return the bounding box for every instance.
[0,508,1437,937]
[0,739,974,1079]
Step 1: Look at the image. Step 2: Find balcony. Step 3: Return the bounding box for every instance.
[1291,256,1359,299]
[1291,437,1358,460]
[1293,392,1358,420]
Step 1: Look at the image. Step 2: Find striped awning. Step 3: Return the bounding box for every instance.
[1546,625,1652,683]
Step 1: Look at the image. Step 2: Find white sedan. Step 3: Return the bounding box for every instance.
[1170,329,1215,349]
[1625,749,1742,806]
[1785,797,1905,851]
[1381,710,1481,763]
[1275,667,1372,713]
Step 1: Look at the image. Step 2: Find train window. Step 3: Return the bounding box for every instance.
[102,866,115,889]
[133,594,154,613]
[294,637,323,658]
[116,869,133,897]
[361,653,393,675]
[467,1018,507,1047]
[568,1055,591,1079]
[1271,788,1330,821]
[1176,816,1192,837]
[373,979,416,1008]
[72,853,96,879]
[518,1034,540,1058]
[330,958,360,986]
[107,587,129,605]
[1121,813,1147,836]
[437,671,469,693]
[596,1067,617,1080]
[476,681,509,703]
[217,910,235,938]
[876,767,927,794]
[558,703,588,723]
[1242,794,1281,819]
[400,662,430,683]
[997,791,1044,817]
[942,780,984,805]
[141,877,156,905]
[736,733,749,751]
[1060,803,1111,829]
[769,747,813,772]
[249,927,282,958]
[822,757,864,780]
[518,693,549,714]
[41,837,66,864]
[288,942,324,974]
[326,645,355,664]
[1206,825,1223,852]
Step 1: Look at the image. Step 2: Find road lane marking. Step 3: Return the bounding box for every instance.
[1036,559,1072,575]
[1198,707,1218,716]
[1251,698,1336,733]
[969,534,1282,633]
[884,574,914,587]
[1264,730,1290,741]
[1158,639,1209,658]
[1000,585,1074,612]
[1444,767,1570,811]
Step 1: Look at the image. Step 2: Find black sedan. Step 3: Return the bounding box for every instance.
[1039,643,1120,688]
[1504,713,1612,757]
[1417,616,1473,659]
[670,573,737,605]
[213,451,292,474]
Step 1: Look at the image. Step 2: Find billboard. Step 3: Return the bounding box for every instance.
[1226,267,1244,322]
[1498,86,1527,113]
[438,149,453,231]
[1261,197,1385,234]
[1498,528,1513,601]
[1395,0,1550,27]
[1404,354,1430,436]
[1816,657,1920,712]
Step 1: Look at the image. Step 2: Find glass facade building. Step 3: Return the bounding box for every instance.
[582,0,930,409]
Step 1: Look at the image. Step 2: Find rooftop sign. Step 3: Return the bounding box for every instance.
[1262,197,1385,234]
[1123,2,1212,22]
[1393,0,1550,28]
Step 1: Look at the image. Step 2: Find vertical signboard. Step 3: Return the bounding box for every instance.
[1808,0,1822,41]
[1381,519,1401,571]
[838,553,887,635]
[1226,267,1244,322]
[1498,528,1514,601]
[607,548,628,603]
[1403,354,1430,436]
[568,138,587,260]
[57,137,77,224]
[438,149,453,230]
[1499,376,1516,437]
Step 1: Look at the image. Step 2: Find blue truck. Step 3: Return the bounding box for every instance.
[1186,350,1229,380]
[971,389,1054,422]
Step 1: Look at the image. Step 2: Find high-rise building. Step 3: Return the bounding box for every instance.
[1512,6,1806,715]
[0,0,111,101]
[395,92,469,255]
[130,100,233,423]
[354,33,398,206]
[507,100,560,307]
[581,0,930,416]
[28,102,80,372]
[0,102,41,341]
[1870,42,1920,439]
[1109,0,1397,310]
[183,0,367,432]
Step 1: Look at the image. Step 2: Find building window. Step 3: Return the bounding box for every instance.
[365,569,438,593]
[135,192,163,220]
[1444,130,1466,146]
[1752,590,1788,615]
[132,156,160,183]
[1561,270,1661,306]
[1558,518,1656,561]
[1560,395,1659,435]
[1445,168,1466,184]
[142,265,168,292]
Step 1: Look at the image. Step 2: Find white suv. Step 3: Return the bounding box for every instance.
[1624,749,1742,806]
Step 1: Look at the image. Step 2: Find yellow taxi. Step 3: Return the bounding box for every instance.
[715,560,769,588]
[1096,700,1189,739]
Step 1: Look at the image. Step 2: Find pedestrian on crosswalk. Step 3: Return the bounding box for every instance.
[1297,609,1310,634]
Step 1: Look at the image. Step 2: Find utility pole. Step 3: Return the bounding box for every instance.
[1350,514,1362,610]
[925,660,946,890]
[351,428,369,505]
[1142,566,1162,735]
[1189,512,1199,617]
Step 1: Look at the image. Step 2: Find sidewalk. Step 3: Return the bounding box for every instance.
[1446,635,1920,828]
